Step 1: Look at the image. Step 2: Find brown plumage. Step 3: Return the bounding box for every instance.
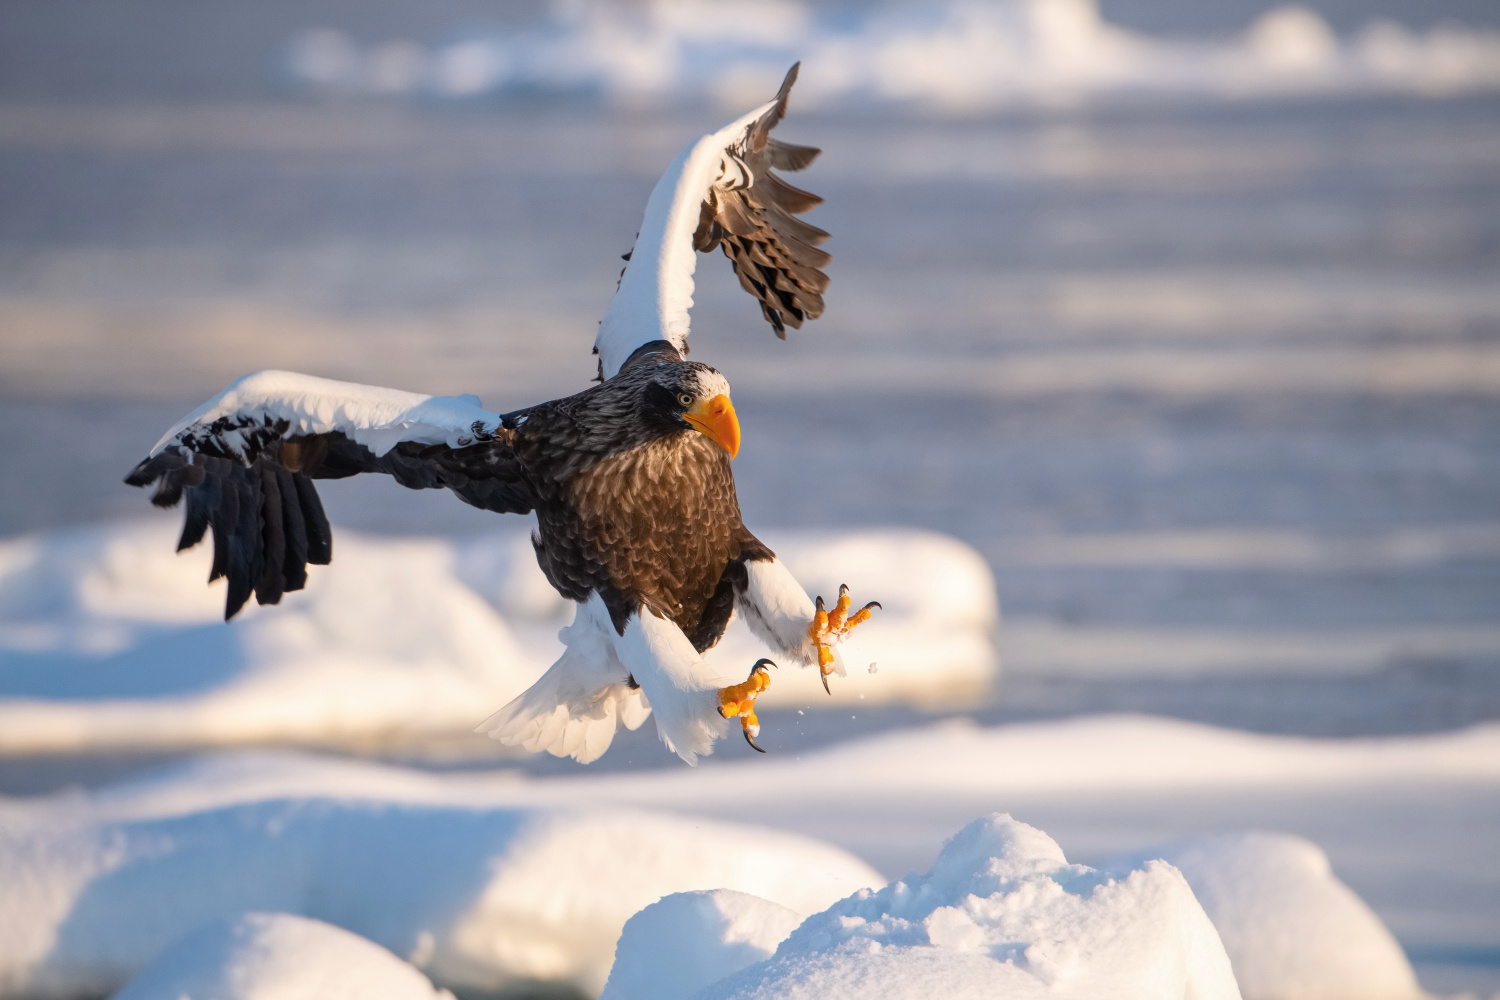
[125,352,771,652]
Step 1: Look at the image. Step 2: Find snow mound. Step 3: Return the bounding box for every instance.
[0,521,996,753]
[600,890,803,1000]
[0,753,880,999]
[111,912,452,1000]
[686,813,1240,1000]
[0,521,538,752]
[1111,834,1423,1000]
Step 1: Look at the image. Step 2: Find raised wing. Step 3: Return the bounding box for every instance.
[594,63,829,380]
[125,370,533,619]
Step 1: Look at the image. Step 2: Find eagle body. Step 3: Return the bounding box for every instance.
[509,358,773,648]
[125,66,867,764]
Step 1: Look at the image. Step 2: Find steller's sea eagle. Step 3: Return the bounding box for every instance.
[124,65,877,765]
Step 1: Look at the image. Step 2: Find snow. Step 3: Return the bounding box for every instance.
[1108,834,1423,1000]
[0,753,880,999]
[603,819,1432,1000]
[111,912,452,1000]
[661,814,1240,1000]
[561,714,1500,807]
[600,890,803,1000]
[150,370,502,459]
[0,522,538,752]
[0,714,1485,999]
[282,0,1500,109]
[0,521,996,754]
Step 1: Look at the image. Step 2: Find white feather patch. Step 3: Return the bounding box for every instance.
[152,370,502,459]
[594,100,776,380]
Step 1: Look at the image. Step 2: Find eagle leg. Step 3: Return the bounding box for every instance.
[717,658,776,752]
[810,584,882,695]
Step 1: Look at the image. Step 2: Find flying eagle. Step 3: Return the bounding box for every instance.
[124,65,877,764]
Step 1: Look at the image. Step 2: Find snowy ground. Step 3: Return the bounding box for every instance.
[2,717,1493,998]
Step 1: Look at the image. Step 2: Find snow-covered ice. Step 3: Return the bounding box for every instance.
[0,753,879,999]
[1,713,1481,999]
[603,817,1435,1000]
[0,520,996,754]
[282,0,1500,108]
[612,813,1240,1000]
[600,890,803,1000]
[1110,834,1424,1000]
[110,912,452,1000]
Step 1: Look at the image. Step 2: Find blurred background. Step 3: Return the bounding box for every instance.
[2,1,1500,995]
[3,0,1498,733]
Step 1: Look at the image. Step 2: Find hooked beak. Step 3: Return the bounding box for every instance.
[683,393,740,458]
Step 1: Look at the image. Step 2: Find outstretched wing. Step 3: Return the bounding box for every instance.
[125,370,533,619]
[594,63,829,380]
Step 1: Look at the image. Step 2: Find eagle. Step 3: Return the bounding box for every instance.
[124,65,877,765]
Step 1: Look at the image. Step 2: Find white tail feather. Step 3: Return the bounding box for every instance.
[615,607,731,765]
[474,596,647,764]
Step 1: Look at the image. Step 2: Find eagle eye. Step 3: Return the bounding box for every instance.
[677,393,694,407]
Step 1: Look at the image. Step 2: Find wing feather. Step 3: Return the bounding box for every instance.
[126,371,535,619]
[594,63,830,379]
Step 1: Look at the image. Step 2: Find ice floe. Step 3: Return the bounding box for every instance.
[611,813,1241,1000]
[1109,833,1424,1000]
[0,717,1467,999]
[110,912,452,1000]
[0,753,879,998]
[0,520,997,754]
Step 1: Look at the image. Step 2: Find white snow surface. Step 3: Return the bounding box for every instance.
[1108,834,1424,1000]
[0,715,1485,1000]
[600,890,803,1000]
[0,753,880,999]
[0,521,995,753]
[150,370,502,459]
[284,0,1500,108]
[679,813,1241,1000]
[110,912,452,1000]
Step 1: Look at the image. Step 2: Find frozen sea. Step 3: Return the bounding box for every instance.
[0,0,1498,995]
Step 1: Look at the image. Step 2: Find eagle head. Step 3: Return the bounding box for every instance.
[643,363,739,459]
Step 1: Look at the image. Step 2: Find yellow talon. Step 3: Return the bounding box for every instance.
[807,584,881,696]
[718,658,776,752]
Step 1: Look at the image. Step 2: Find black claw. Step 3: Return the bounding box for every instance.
[839,583,849,597]
[821,670,832,696]
[717,705,728,718]
[863,601,882,612]
[815,595,826,612]
[744,728,767,753]
[752,657,777,674]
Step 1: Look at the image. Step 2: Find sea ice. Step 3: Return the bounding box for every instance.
[110,912,452,1000]
[610,813,1241,1000]
[599,890,803,1000]
[0,753,879,999]
[1109,833,1424,1000]
[0,521,997,753]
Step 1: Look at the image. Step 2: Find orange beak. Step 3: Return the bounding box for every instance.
[683,393,740,459]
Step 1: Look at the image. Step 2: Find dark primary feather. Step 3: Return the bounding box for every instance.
[126,430,535,620]
[691,63,831,339]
